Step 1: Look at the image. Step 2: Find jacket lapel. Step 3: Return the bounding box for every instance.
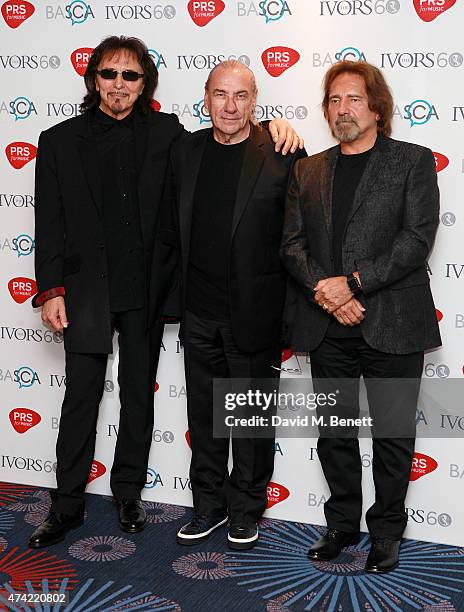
[231,124,266,240]
[76,113,103,216]
[346,135,391,224]
[320,146,338,242]
[179,130,209,276]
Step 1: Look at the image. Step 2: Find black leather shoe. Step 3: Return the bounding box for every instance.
[308,529,360,561]
[227,521,258,550]
[28,512,84,548]
[117,499,146,533]
[365,537,400,573]
[177,514,228,545]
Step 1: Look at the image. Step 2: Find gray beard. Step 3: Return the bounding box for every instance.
[332,120,361,143]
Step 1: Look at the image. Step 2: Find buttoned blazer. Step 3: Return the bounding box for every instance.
[33,109,184,353]
[281,135,441,354]
[168,124,305,353]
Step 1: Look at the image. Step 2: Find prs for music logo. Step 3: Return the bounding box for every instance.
[261,46,300,77]
[413,0,456,21]
[188,0,224,26]
[1,0,35,28]
[9,408,41,433]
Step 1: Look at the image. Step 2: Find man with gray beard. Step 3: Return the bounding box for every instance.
[281,61,440,572]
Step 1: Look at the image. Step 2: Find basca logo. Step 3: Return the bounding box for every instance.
[0,96,37,121]
[9,408,41,433]
[1,0,35,28]
[237,0,292,22]
[261,47,300,77]
[312,47,366,68]
[45,1,95,24]
[0,55,60,70]
[70,47,93,76]
[8,277,37,303]
[410,452,438,481]
[148,49,167,69]
[87,459,106,482]
[5,142,37,169]
[12,233,34,256]
[145,467,164,488]
[105,4,176,20]
[381,51,463,69]
[12,366,40,388]
[320,0,400,15]
[193,98,210,124]
[266,481,290,508]
[433,152,449,172]
[188,0,224,26]
[395,99,437,126]
[413,0,455,21]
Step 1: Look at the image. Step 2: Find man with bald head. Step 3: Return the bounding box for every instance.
[170,61,306,549]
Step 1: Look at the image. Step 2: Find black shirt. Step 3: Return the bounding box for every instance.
[186,134,247,320]
[93,107,146,312]
[326,143,374,338]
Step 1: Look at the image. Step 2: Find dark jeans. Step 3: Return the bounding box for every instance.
[51,308,164,515]
[184,310,281,523]
[310,335,423,539]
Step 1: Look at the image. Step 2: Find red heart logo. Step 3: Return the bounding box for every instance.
[436,308,443,322]
[266,481,290,508]
[88,460,106,483]
[151,99,161,112]
[70,47,93,76]
[185,430,191,449]
[262,47,300,77]
[8,277,37,303]
[1,0,35,29]
[413,0,456,22]
[188,0,224,26]
[433,152,449,173]
[281,348,294,363]
[9,408,41,433]
[410,452,438,481]
[5,142,37,169]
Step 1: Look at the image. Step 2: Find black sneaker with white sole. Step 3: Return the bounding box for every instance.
[177,514,228,545]
[227,521,258,550]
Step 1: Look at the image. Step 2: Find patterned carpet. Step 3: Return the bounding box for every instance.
[0,482,463,611]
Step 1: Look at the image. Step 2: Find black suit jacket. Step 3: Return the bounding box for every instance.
[168,124,305,353]
[33,109,184,353]
[281,135,441,355]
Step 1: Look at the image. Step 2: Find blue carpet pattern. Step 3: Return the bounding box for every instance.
[0,483,463,611]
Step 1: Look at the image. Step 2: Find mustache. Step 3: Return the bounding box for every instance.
[335,117,358,126]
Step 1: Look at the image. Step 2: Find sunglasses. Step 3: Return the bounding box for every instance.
[96,69,144,82]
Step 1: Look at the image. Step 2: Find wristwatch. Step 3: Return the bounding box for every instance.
[346,273,362,296]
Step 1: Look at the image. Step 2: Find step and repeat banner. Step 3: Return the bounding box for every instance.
[1,0,463,546]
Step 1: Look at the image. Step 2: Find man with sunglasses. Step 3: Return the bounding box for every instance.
[29,35,302,548]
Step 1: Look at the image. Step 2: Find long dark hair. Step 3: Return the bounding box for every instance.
[80,35,158,114]
[322,60,393,137]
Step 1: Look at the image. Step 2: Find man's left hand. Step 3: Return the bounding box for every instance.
[268,119,305,155]
[314,276,352,313]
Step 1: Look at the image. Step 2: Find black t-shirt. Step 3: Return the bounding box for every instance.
[186,134,247,320]
[326,143,374,338]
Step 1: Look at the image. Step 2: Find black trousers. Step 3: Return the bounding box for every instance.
[184,310,281,523]
[51,308,164,515]
[310,336,424,539]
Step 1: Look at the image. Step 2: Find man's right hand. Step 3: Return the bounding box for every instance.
[42,296,69,332]
[332,298,365,326]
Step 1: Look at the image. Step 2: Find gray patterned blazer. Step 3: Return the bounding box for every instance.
[281,135,441,354]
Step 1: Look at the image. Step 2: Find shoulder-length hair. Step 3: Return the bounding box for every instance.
[80,35,158,114]
[322,60,393,137]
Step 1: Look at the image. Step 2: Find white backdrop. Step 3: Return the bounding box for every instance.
[1,0,463,546]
